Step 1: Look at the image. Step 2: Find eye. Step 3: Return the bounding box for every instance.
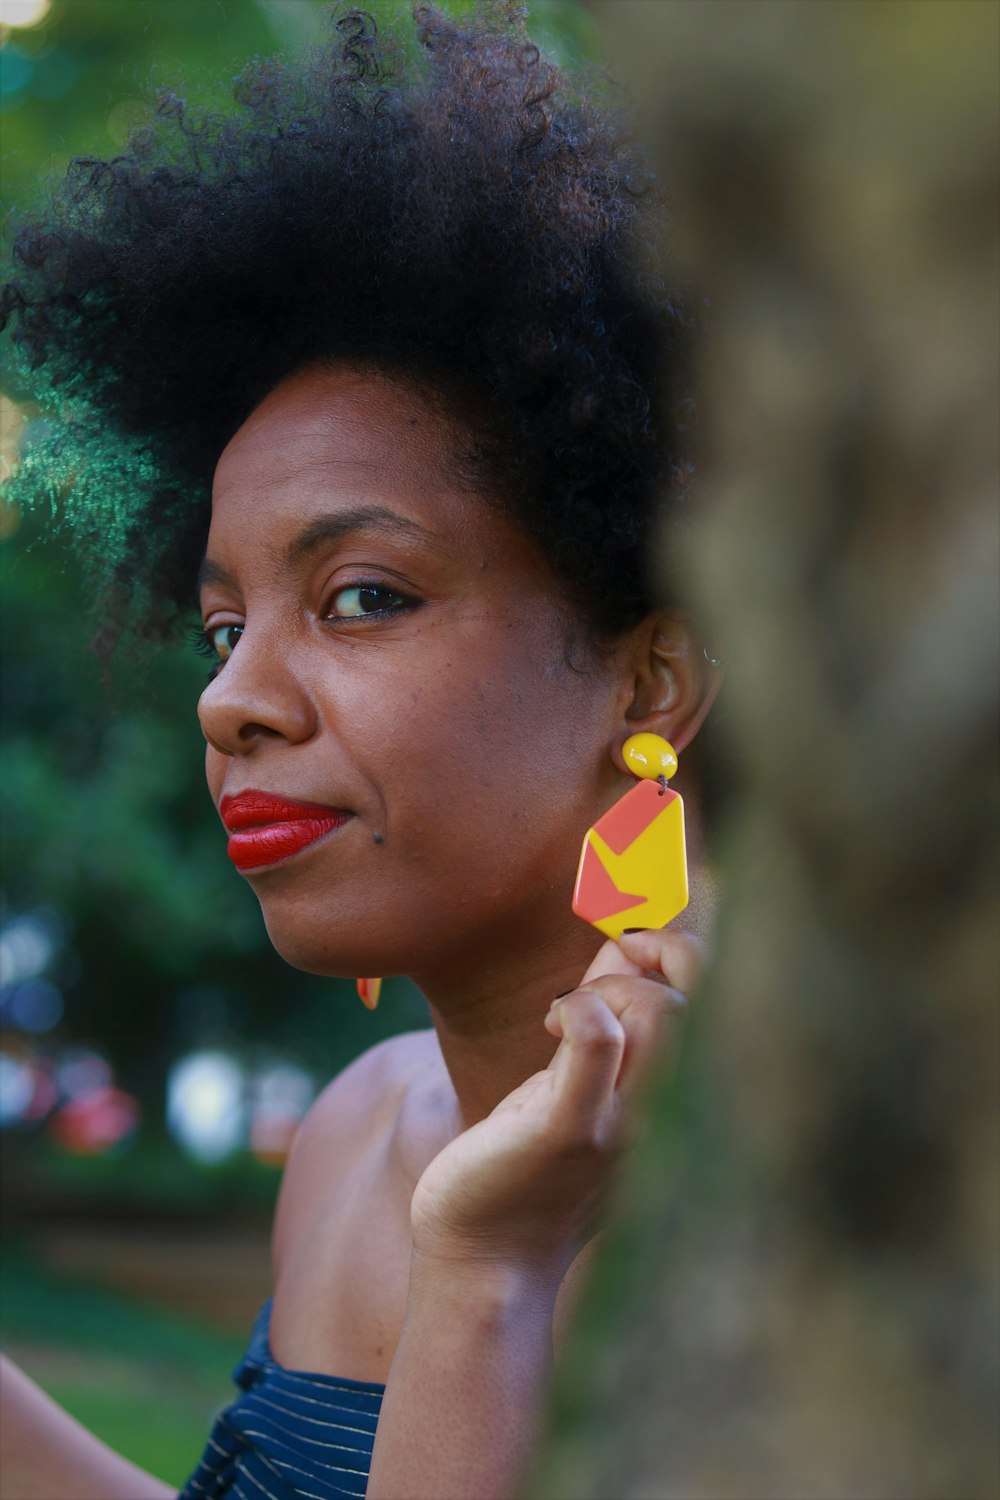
[191,623,243,666]
[325,583,411,620]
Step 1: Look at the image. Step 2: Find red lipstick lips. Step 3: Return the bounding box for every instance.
[220,790,352,871]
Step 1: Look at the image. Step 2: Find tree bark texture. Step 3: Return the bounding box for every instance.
[529,4,999,1497]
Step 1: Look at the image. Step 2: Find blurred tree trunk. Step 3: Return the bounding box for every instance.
[529,3,999,1497]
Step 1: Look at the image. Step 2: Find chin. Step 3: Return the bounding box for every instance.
[261,915,364,979]
[250,865,491,981]
[257,895,423,981]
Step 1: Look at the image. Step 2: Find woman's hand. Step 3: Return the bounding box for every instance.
[372,927,706,1500]
[409,926,706,1281]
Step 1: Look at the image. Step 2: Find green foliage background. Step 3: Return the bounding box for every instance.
[0,0,598,1206]
[0,2,597,1480]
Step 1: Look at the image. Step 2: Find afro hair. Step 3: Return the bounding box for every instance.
[0,1,692,646]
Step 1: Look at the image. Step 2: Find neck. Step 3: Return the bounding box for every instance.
[416,911,603,1128]
[414,783,716,1130]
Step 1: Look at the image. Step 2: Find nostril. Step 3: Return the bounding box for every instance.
[196,648,317,750]
[237,722,283,742]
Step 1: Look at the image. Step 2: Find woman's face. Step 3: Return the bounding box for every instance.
[197,365,628,983]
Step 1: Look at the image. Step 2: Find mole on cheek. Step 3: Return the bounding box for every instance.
[373,832,384,845]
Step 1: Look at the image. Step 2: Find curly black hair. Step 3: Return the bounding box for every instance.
[0,0,692,646]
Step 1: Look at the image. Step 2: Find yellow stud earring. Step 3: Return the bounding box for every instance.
[356,977,382,1010]
[572,733,689,940]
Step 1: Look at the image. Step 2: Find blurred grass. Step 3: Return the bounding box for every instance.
[1,1238,246,1487]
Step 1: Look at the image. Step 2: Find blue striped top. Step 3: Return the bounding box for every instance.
[178,1300,384,1500]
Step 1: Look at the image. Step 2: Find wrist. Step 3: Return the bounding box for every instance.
[408,1243,564,1321]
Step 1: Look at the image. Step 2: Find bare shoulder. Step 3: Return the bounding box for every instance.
[272,1029,439,1265]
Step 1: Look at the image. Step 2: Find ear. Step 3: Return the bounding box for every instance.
[616,610,724,765]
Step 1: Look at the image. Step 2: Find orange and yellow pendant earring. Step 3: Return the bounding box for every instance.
[356,977,382,1010]
[572,733,689,940]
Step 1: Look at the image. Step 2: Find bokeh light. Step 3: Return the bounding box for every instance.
[0,910,57,986]
[1,396,27,481]
[49,1085,140,1154]
[167,1049,245,1164]
[0,43,33,110]
[0,0,52,29]
[2,978,63,1032]
[105,98,148,147]
[55,1045,111,1100]
[0,1050,57,1126]
[249,1061,314,1166]
[0,1051,34,1124]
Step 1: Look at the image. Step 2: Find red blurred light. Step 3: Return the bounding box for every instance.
[48,1086,140,1154]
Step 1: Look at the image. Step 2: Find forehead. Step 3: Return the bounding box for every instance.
[211,364,486,543]
[203,363,574,618]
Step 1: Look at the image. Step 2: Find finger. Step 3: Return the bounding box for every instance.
[616,926,707,997]
[569,973,686,1101]
[579,936,643,987]
[544,988,626,1137]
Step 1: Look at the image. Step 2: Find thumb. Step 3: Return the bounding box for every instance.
[579,936,643,987]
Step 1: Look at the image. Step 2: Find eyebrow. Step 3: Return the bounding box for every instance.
[196,504,444,595]
[283,505,443,566]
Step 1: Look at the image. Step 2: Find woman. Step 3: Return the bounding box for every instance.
[0,5,722,1497]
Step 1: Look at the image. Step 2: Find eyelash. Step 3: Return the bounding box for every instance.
[189,625,234,683]
[322,580,416,622]
[189,626,219,661]
[190,583,416,677]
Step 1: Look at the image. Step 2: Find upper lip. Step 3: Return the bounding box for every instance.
[219,790,349,832]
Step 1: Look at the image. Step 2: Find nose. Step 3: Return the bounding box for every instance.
[197,627,318,757]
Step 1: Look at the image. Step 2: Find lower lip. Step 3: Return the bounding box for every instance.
[226,814,352,871]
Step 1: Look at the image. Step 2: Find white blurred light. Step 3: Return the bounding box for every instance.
[249,1061,315,1165]
[0,916,55,987]
[0,1052,33,1124]
[253,1062,314,1118]
[167,1050,245,1163]
[0,0,51,26]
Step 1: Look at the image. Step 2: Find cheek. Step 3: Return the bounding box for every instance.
[379,645,607,856]
[204,744,226,803]
[213,618,617,976]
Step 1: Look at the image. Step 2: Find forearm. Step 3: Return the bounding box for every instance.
[366,1253,559,1500]
[0,1354,174,1500]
